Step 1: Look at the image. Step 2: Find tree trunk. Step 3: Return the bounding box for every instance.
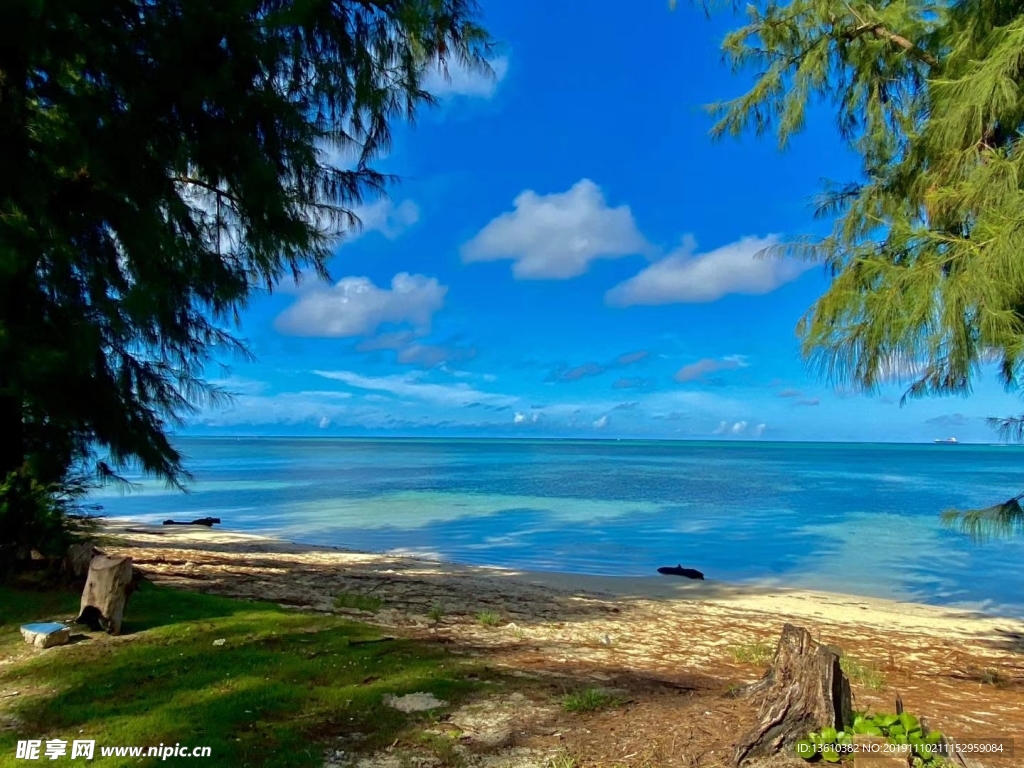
[733,624,854,766]
[76,555,136,635]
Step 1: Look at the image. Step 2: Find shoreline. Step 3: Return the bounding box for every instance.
[101,519,1024,642]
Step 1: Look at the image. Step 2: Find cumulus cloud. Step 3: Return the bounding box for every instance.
[606,234,814,306]
[593,415,609,429]
[675,355,748,383]
[713,420,750,435]
[313,370,518,409]
[274,273,446,338]
[422,55,509,99]
[754,423,767,436]
[351,198,420,239]
[461,179,649,279]
[513,410,541,425]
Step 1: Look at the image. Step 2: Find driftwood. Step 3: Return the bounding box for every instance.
[76,555,137,635]
[162,517,221,527]
[656,565,705,579]
[733,624,853,766]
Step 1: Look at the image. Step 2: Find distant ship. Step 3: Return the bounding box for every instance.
[934,437,959,444]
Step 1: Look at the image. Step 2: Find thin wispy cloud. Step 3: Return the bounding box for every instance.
[422,55,510,99]
[546,349,649,383]
[675,355,748,383]
[312,370,518,409]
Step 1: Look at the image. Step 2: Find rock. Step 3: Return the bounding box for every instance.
[20,622,71,649]
[383,692,448,712]
[213,639,226,646]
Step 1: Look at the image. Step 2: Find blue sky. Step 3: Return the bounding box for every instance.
[190,0,1022,443]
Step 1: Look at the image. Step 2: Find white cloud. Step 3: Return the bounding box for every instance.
[713,420,750,436]
[274,273,446,338]
[318,416,331,429]
[313,370,518,409]
[754,423,767,436]
[514,411,526,424]
[422,56,509,99]
[351,199,420,240]
[461,179,649,279]
[593,415,609,429]
[606,234,814,305]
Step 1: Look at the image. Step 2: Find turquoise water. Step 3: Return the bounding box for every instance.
[93,438,1024,615]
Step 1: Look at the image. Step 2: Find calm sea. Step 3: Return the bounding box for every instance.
[91,438,1024,615]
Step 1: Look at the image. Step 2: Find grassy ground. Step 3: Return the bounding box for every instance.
[0,580,496,768]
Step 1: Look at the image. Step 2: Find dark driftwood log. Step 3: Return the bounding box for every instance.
[733,624,853,766]
[76,555,136,635]
[162,517,221,527]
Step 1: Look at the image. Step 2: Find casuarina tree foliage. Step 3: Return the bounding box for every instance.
[704,0,1024,538]
[0,0,491,560]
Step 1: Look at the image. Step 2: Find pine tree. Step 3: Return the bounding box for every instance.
[0,0,491,557]
[707,0,1024,538]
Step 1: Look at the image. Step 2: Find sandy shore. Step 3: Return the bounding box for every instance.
[102,520,1024,641]
[98,520,1024,749]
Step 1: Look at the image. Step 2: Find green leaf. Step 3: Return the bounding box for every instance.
[821,746,841,764]
[889,725,906,739]
[820,727,838,743]
[795,740,816,760]
[899,713,920,732]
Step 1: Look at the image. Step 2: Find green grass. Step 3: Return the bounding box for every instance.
[475,610,502,627]
[427,605,445,622]
[561,687,621,713]
[0,582,494,768]
[333,591,384,612]
[728,641,774,666]
[549,750,579,768]
[840,656,886,690]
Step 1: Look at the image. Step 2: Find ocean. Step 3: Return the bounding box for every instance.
[91,437,1024,616]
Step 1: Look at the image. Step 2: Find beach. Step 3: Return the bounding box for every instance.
[101,520,1024,757]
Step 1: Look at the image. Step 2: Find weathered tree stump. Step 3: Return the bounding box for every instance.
[76,555,136,635]
[64,542,103,581]
[733,624,853,766]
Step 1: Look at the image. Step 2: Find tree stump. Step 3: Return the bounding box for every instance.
[733,624,854,766]
[76,555,136,635]
[64,542,103,581]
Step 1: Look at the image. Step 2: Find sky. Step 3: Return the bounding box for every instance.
[189,0,1023,443]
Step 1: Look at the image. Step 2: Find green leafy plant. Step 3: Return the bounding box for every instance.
[428,605,445,622]
[797,710,947,764]
[795,726,852,764]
